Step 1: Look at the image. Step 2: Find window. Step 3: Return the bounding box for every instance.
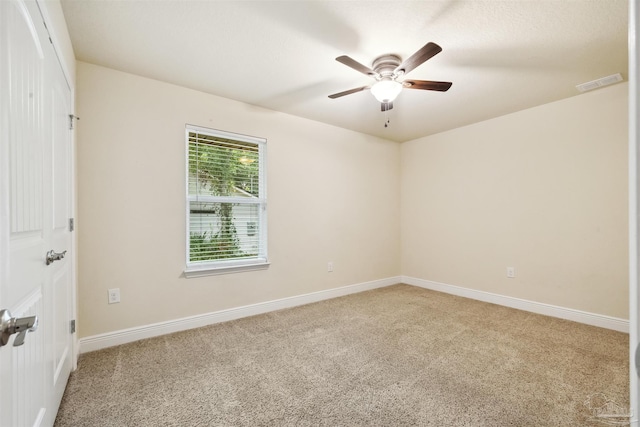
[185,125,267,277]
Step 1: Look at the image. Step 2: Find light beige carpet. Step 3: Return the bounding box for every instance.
[54,284,629,426]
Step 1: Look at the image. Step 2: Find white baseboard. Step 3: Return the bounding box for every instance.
[80,275,628,353]
[402,276,629,333]
[79,276,401,353]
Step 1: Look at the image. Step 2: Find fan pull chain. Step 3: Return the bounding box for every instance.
[384,110,390,128]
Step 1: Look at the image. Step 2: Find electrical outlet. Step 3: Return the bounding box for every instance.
[328,262,334,272]
[108,288,120,304]
[506,267,515,278]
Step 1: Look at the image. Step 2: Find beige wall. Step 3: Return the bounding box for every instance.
[77,60,628,338]
[401,83,629,319]
[76,62,401,337]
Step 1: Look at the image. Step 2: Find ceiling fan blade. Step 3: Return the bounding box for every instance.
[395,42,442,75]
[336,55,377,77]
[404,79,452,92]
[328,86,369,99]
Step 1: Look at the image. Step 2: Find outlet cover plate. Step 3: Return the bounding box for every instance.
[108,288,120,304]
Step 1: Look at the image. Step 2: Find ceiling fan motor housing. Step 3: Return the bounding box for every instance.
[372,55,402,79]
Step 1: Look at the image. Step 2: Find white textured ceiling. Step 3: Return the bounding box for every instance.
[60,0,628,142]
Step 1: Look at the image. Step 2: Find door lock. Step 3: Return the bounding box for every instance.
[0,309,38,348]
[46,249,67,265]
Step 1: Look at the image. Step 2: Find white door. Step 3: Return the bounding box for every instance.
[0,0,74,426]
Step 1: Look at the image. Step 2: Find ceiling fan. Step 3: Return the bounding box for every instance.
[328,42,452,111]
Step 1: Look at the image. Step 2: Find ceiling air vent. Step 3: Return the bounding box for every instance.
[576,73,623,93]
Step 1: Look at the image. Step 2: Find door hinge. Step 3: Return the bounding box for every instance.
[636,342,640,377]
[70,320,76,334]
[69,114,80,130]
[69,218,75,232]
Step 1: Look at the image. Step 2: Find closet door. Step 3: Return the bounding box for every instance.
[0,1,73,425]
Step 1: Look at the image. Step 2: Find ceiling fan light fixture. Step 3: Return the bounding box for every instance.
[370,79,402,103]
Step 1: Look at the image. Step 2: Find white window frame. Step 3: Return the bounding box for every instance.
[184,124,268,277]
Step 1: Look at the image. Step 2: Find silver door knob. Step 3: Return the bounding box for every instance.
[46,249,67,265]
[0,309,38,348]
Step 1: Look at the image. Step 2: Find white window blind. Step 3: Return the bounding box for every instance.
[185,125,267,276]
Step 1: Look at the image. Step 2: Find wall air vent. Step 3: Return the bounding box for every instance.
[576,73,623,93]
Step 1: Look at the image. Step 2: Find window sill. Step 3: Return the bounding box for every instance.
[184,261,270,278]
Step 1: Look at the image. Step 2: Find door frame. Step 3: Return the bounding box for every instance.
[630,0,639,424]
[34,0,78,370]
